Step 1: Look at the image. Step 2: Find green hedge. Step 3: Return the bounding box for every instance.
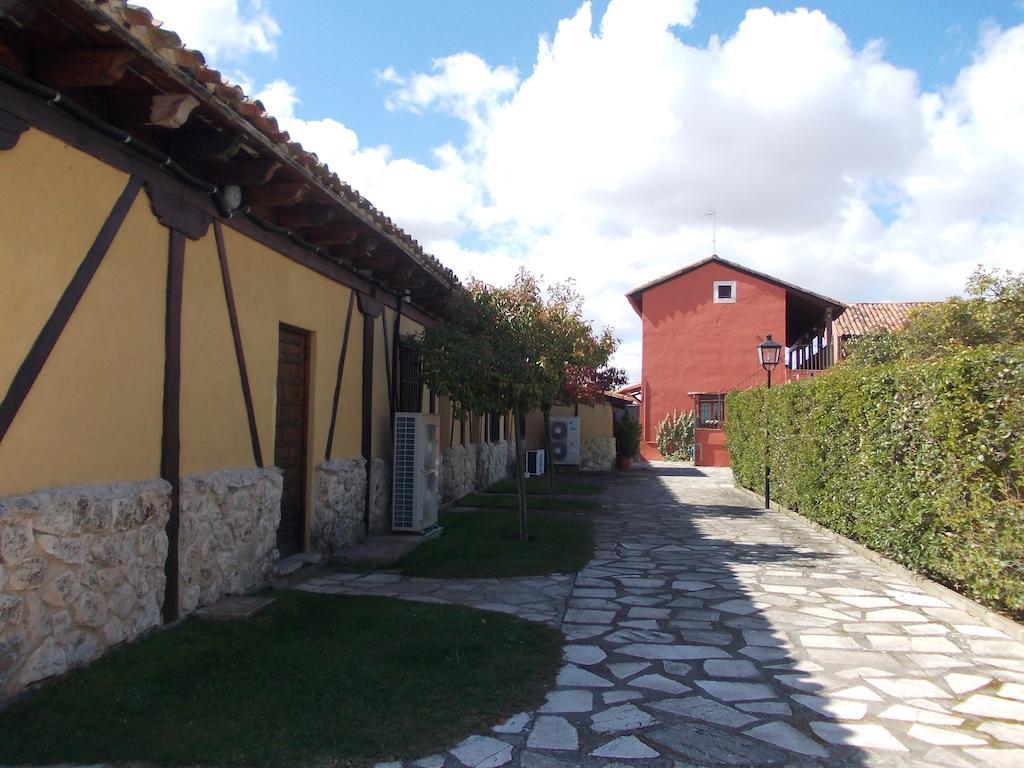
[726,346,1024,619]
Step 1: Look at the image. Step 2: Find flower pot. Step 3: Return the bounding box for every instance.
[616,455,632,470]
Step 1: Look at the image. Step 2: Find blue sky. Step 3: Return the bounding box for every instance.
[206,1,1022,162]
[144,1,1024,378]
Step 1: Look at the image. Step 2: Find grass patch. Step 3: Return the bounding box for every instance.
[484,477,602,495]
[456,493,598,511]
[0,590,562,768]
[397,509,594,578]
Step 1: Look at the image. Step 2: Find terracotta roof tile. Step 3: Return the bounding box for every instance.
[833,302,939,337]
[87,0,458,289]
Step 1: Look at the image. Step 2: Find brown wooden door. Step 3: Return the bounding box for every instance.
[274,325,310,557]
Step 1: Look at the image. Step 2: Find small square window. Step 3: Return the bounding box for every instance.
[697,394,725,428]
[713,281,736,303]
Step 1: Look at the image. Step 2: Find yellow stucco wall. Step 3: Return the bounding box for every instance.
[372,307,393,458]
[523,402,614,452]
[0,130,166,495]
[214,223,364,475]
[179,231,252,474]
[1,128,372,526]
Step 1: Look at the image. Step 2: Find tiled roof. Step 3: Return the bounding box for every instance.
[1,0,458,299]
[833,302,939,337]
[105,0,457,287]
[626,256,845,316]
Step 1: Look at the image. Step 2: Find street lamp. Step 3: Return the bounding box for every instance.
[757,335,782,509]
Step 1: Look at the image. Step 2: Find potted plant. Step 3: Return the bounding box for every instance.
[613,413,641,470]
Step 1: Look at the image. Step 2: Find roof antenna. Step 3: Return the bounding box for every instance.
[699,210,716,255]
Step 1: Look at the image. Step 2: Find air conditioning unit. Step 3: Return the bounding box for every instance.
[525,449,545,478]
[392,412,440,532]
[549,416,581,465]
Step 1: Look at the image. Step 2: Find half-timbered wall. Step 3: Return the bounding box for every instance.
[0,127,424,697]
[0,129,374,533]
[0,130,167,495]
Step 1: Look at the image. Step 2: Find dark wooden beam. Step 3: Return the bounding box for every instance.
[391,272,428,290]
[388,263,418,282]
[0,177,142,445]
[106,94,200,135]
[360,305,375,534]
[161,229,185,624]
[351,251,396,271]
[307,220,362,246]
[244,182,308,207]
[148,94,201,129]
[214,221,263,467]
[278,204,339,229]
[164,130,242,162]
[145,183,211,240]
[325,292,357,461]
[194,158,281,186]
[412,289,448,306]
[0,78,441,329]
[335,234,378,262]
[33,48,136,88]
[0,108,29,151]
[0,37,28,75]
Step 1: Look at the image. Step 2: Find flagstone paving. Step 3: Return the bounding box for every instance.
[317,465,1024,768]
[295,571,574,626]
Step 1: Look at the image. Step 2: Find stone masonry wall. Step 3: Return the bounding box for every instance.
[368,458,390,536]
[312,458,366,555]
[441,440,515,501]
[177,468,282,616]
[0,480,170,699]
[313,457,393,552]
[580,436,616,472]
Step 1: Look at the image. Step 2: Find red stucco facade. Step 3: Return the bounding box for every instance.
[632,259,787,466]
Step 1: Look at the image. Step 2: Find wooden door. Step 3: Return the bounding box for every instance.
[274,325,310,557]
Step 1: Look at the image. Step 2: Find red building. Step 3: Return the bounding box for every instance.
[627,256,846,466]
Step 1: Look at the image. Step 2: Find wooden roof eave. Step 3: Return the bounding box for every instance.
[67,0,455,297]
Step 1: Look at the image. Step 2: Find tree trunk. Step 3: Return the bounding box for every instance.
[514,408,529,542]
[542,405,555,494]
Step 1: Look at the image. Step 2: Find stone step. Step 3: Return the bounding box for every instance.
[273,551,323,577]
[194,595,275,621]
[333,532,437,568]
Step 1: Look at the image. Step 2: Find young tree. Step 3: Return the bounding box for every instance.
[420,271,552,541]
[536,280,625,492]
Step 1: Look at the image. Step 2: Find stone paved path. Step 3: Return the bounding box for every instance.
[360,465,1024,768]
[295,571,574,626]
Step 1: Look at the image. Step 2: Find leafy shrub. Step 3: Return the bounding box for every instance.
[656,410,695,461]
[726,346,1024,619]
[844,267,1024,365]
[613,413,641,458]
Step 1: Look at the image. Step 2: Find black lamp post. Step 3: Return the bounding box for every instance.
[757,335,782,509]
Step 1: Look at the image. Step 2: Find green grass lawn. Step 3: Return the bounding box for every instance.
[397,509,594,578]
[0,590,562,768]
[456,493,599,511]
[484,476,602,495]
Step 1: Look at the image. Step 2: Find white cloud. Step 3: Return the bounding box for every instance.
[141,0,280,61]
[131,0,1024,381]
[255,80,480,241]
[382,53,519,137]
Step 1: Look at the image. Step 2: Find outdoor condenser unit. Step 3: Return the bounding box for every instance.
[548,416,581,465]
[525,449,546,478]
[392,412,440,532]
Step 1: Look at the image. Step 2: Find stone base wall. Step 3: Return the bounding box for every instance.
[0,480,170,698]
[441,440,516,501]
[178,468,282,615]
[580,436,616,472]
[312,457,394,552]
[368,458,390,536]
[312,458,367,555]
